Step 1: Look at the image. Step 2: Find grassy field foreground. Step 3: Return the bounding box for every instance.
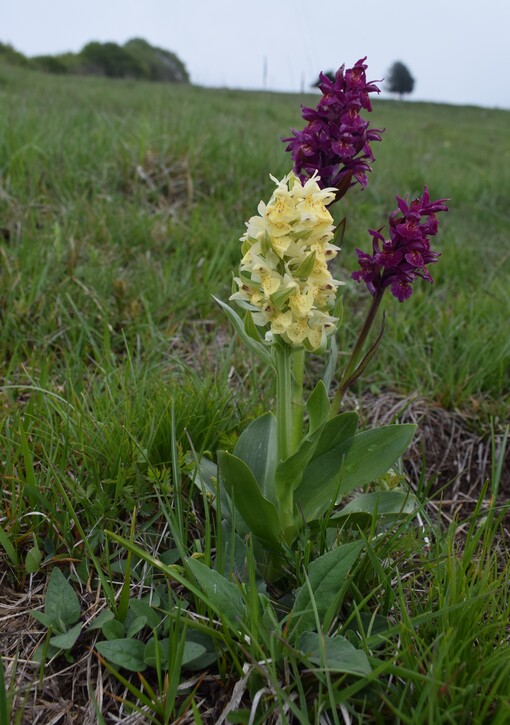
[0,64,509,723]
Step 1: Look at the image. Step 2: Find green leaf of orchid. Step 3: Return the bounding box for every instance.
[291,227,314,241]
[87,609,115,631]
[275,428,322,502]
[295,424,416,522]
[332,490,417,521]
[313,412,358,458]
[30,610,54,629]
[233,413,277,502]
[227,296,258,312]
[336,425,416,497]
[182,630,218,670]
[191,456,233,523]
[213,296,274,369]
[322,334,338,394]
[128,599,163,630]
[306,381,330,435]
[339,312,386,396]
[219,520,250,581]
[239,272,258,289]
[334,173,353,202]
[275,412,357,520]
[332,289,344,322]
[307,490,418,530]
[218,451,282,547]
[102,619,125,640]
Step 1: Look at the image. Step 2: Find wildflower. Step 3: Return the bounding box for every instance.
[352,187,448,301]
[231,172,342,351]
[283,57,383,193]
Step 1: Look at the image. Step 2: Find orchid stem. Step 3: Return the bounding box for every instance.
[291,349,304,453]
[274,343,293,463]
[273,343,303,533]
[330,288,384,415]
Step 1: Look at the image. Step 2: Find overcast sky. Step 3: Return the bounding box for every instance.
[3,0,510,109]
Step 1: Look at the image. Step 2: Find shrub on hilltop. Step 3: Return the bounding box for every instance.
[31,55,69,74]
[80,41,146,78]
[124,38,190,83]
[0,38,190,83]
[0,41,31,67]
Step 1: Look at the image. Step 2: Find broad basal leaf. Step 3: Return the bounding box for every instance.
[182,640,209,667]
[191,456,232,523]
[25,545,42,574]
[0,522,19,566]
[44,567,81,628]
[298,632,371,676]
[233,413,277,502]
[291,541,363,638]
[129,599,163,629]
[101,619,125,640]
[322,330,338,394]
[313,412,359,459]
[183,630,218,670]
[275,428,322,501]
[293,413,358,521]
[87,609,115,631]
[295,423,415,522]
[336,425,416,497]
[219,520,250,581]
[30,610,54,629]
[277,412,358,509]
[186,557,246,625]
[219,451,281,546]
[49,622,82,651]
[125,615,147,639]
[143,637,206,669]
[95,638,147,672]
[332,490,417,522]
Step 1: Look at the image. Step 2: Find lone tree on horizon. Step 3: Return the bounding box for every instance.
[386,61,415,99]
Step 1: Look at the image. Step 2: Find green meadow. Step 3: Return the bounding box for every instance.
[0,63,509,723]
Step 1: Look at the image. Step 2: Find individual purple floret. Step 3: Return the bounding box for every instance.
[283,57,383,193]
[352,187,448,301]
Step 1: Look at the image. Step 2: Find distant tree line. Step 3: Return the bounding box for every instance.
[0,39,190,84]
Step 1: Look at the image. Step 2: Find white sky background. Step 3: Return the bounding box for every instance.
[3,0,510,109]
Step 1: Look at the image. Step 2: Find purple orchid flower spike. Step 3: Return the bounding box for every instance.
[283,57,383,195]
[352,187,449,301]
